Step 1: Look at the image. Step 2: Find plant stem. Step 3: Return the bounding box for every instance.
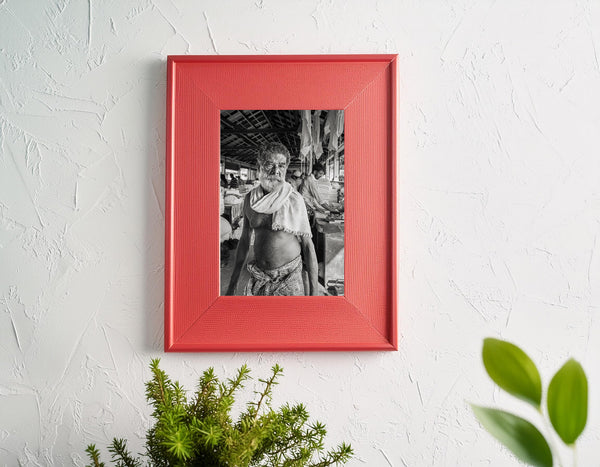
[252,367,280,424]
[571,443,577,467]
[537,407,563,467]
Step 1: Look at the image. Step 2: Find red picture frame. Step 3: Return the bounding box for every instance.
[165,55,397,352]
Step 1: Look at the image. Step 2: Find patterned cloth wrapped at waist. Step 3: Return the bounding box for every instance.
[245,255,305,296]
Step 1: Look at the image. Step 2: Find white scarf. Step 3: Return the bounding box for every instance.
[249,182,311,237]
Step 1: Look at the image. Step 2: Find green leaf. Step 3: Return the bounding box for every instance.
[471,405,552,467]
[163,429,192,460]
[547,358,588,445]
[482,338,542,408]
[85,444,105,467]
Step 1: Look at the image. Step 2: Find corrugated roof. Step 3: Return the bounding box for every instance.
[220,110,343,170]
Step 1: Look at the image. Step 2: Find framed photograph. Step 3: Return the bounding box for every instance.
[165,55,397,351]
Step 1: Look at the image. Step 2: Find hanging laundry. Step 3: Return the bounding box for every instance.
[299,110,312,160]
[327,110,344,153]
[324,109,333,136]
[312,110,323,160]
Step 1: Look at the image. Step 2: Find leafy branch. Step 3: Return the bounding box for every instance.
[472,338,588,467]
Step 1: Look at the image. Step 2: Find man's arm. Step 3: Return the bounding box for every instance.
[225,205,251,295]
[300,235,319,296]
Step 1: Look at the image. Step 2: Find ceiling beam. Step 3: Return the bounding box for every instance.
[221,127,297,134]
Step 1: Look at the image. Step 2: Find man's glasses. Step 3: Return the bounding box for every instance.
[291,174,301,180]
[260,161,287,171]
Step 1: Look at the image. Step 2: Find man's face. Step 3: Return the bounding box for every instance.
[258,152,288,192]
[314,169,325,180]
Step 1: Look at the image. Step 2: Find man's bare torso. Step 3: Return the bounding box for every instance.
[245,201,301,270]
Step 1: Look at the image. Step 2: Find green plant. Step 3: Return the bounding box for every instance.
[85,359,352,467]
[472,338,588,467]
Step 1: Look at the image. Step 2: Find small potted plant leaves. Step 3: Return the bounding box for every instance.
[85,359,353,467]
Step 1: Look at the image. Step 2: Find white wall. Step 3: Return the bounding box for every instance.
[1,0,599,465]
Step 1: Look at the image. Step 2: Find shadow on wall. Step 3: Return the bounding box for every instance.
[143,56,167,352]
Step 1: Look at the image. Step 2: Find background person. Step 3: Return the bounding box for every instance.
[301,162,329,215]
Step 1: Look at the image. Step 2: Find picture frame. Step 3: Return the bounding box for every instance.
[165,54,397,352]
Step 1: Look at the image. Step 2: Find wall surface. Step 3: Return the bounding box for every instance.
[1,0,599,465]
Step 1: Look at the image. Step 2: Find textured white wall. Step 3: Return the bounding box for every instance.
[1,0,599,465]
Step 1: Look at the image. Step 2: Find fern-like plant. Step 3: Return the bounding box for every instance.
[85,359,352,467]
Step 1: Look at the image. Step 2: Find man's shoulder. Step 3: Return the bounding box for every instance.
[288,189,304,202]
[242,190,254,214]
[305,174,318,190]
[288,190,307,213]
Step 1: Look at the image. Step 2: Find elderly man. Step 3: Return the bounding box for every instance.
[225,142,319,296]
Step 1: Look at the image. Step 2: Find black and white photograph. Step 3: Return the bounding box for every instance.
[220,110,345,296]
